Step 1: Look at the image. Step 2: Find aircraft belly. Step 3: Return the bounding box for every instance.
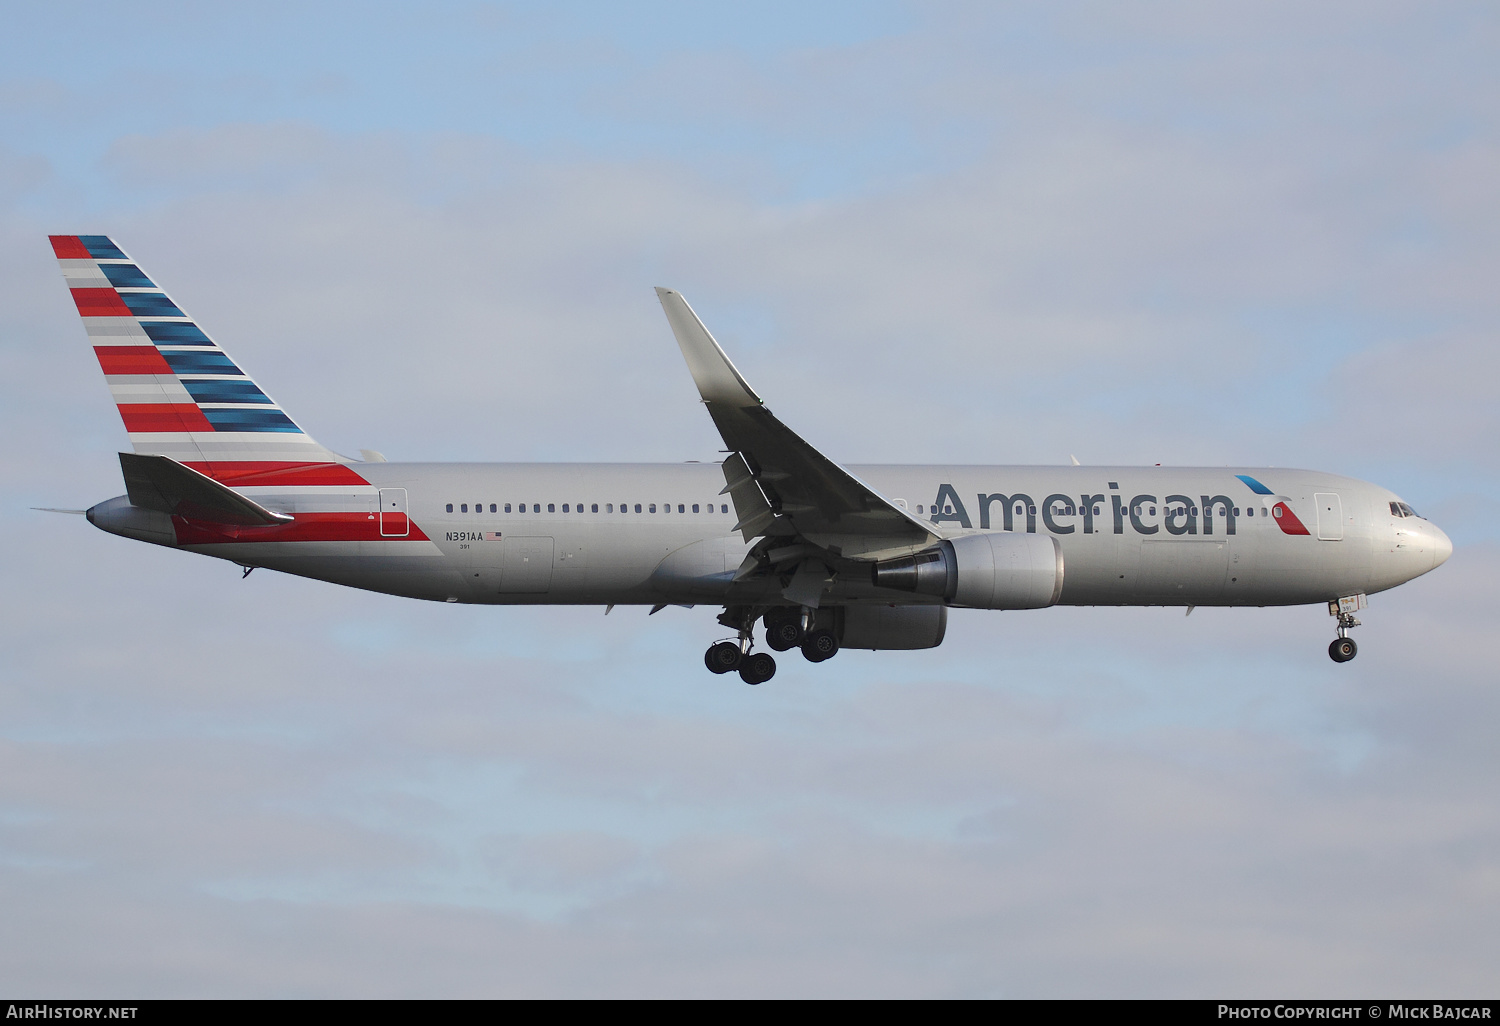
[185,540,464,601]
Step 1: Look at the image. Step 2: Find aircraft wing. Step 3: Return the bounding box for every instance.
[656,288,938,556]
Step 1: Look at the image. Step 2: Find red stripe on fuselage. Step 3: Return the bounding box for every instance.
[50,235,91,259]
[71,287,132,317]
[119,403,215,432]
[96,346,172,375]
[182,462,370,487]
[1273,502,1311,535]
[173,511,429,545]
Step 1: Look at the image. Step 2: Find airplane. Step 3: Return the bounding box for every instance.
[47,234,1452,684]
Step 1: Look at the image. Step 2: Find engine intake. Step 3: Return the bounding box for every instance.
[872,533,1063,610]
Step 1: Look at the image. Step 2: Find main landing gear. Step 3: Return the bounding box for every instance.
[1327,596,1364,663]
[703,605,841,685]
[704,639,778,685]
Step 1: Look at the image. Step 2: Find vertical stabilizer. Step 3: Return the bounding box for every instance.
[51,235,361,487]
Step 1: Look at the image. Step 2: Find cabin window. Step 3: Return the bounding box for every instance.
[721,504,728,513]
[678,504,685,513]
[446,503,453,512]
[547,503,555,512]
[635,503,642,513]
[1233,507,1240,516]
[917,505,924,514]
[576,502,583,512]
[649,504,657,513]
[531,504,539,513]
[504,503,511,513]
[1149,506,1156,515]
[562,504,570,513]
[1273,507,1282,518]
[592,503,598,513]
[692,504,700,513]
[460,504,468,513]
[1093,506,1101,516]
[487,504,494,513]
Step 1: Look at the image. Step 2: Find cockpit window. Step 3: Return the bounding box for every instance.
[1398,502,1419,518]
[1390,501,1402,517]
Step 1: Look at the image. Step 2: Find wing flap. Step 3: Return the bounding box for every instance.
[118,452,294,526]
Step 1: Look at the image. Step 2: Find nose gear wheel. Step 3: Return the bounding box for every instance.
[1329,637,1357,662]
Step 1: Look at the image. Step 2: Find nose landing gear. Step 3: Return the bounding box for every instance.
[1327,596,1365,663]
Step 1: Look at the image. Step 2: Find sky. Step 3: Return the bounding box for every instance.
[1,0,1497,998]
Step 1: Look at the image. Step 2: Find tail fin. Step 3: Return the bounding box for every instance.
[51,234,362,487]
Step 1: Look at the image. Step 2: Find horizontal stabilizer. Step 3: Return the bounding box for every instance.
[118,452,294,526]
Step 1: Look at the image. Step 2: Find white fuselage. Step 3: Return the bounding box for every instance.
[107,462,1449,609]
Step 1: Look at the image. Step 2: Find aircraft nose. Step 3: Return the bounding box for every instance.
[1431,523,1453,569]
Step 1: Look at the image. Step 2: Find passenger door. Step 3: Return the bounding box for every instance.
[1315,493,1343,541]
[378,488,409,537]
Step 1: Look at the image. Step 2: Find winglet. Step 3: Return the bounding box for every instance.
[655,288,763,408]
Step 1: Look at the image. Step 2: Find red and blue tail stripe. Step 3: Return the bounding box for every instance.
[51,234,365,487]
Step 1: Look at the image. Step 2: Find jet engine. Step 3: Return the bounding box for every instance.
[871,533,1063,610]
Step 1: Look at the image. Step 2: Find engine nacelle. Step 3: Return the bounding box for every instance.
[871,533,1063,610]
[839,604,947,650]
